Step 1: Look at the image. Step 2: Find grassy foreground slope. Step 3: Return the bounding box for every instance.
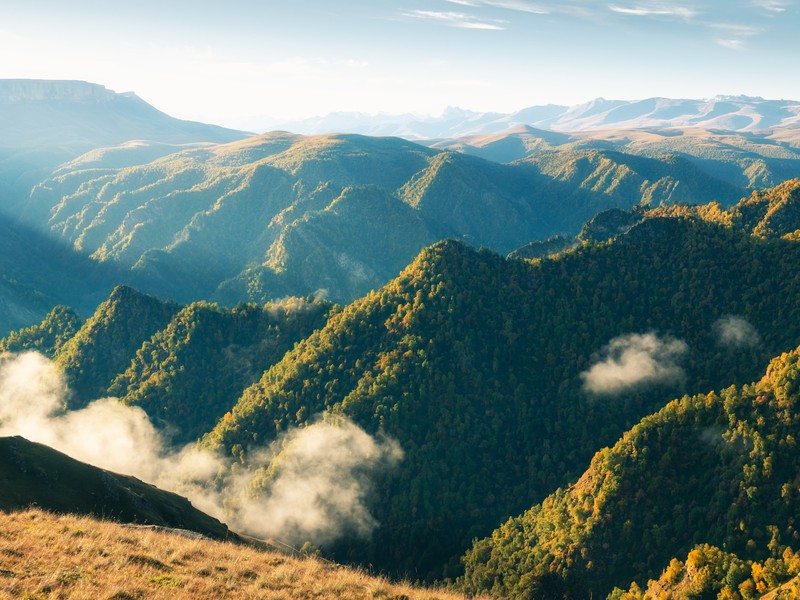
[0,509,474,600]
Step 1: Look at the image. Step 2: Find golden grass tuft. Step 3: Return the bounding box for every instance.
[0,509,479,599]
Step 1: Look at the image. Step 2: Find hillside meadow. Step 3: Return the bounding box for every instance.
[0,509,477,600]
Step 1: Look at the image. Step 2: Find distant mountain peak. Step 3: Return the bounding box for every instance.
[712,94,766,102]
[265,95,800,139]
[441,105,476,118]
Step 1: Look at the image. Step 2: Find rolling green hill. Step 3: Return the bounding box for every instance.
[432,126,800,192]
[522,147,743,207]
[24,130,748,306]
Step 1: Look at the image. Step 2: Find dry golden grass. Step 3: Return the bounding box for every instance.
[0,509,479,600]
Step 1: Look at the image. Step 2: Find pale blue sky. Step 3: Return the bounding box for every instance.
[1,1,797,129]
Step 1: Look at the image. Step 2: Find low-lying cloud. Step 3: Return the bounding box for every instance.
[714,315,760,349]
[581,332,688,394]
[267,289,329,319]
[232,421,402,544]
[0,351,401,547]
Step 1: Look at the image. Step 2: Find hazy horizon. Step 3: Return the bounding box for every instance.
[3,1,799,130]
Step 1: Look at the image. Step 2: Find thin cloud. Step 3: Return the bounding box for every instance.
[709,23,763,49]
[443,0,602,18]
[444,0,551,13]
[399,9,507,29]
[715,38,746,49]
[714,316,761,348]
[608,3,698,19]
[709,23,764,36]
[751,0,791,12]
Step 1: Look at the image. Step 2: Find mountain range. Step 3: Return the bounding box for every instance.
[17,130,708,306]
[7,79,800,598]
[4,80,800,330]
[16,125,800,313]
[263,95,800,140]
[8,180,800,589]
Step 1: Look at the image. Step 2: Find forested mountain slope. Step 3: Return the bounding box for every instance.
[9,183,800,584]
[53,286,182,406]
[613,544,800,599]
[2,290,333,441]
[0,305,83,356]
[108,298,333,443]
[202,211,800,579]
[508,178,800,260]
[461,344,800,599]
[0,214,122,336]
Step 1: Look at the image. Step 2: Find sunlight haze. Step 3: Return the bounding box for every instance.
[2,0,798,130]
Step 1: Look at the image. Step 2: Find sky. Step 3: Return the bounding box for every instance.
[1,0,798,129]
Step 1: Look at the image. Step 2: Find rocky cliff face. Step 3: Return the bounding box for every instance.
[0,79,121,103]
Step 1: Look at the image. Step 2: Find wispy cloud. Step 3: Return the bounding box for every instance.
[399,9,506,29]
[751,0,791,12]
[608,3,698,19]
[715,38,746,49]
[709,22,763,49]
[607,2,777,49]
[444,0,551,13]
[710,23,764,36]
[714,316,761,348]
[443,0,602,18]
